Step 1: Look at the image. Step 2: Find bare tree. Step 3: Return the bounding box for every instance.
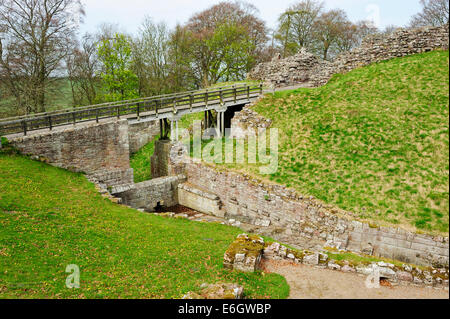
[313,9,350,60]
[335,20,378,53]
[132,17,171,96]
[167,24,197,91]
[276,0,324,57]
[66,33,100,106]
[0,0,84,114]
[383,24,400,35]
[410,0,449,27]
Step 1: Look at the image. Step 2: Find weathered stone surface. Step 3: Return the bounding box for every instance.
[230,99,272,138]
[151,140,187,179]
[303,253,319,265]
[223,234,264,272]
[112,175,186,211]
[248,48,333,88]
[397,271,414,282]
[8,119,132,186]
[182,283,243,299]
[249,25,449,89]
[184,160,449,267]
[260,240,447,288]
[327,261,341,271]
[341,265,356,273]
[128,120,159,154]
[177,183,225,218]
[182,291,205,299]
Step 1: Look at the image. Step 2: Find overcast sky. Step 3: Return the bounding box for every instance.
[79,0,423,36]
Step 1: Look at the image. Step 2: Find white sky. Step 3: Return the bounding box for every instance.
[79,0,423,36]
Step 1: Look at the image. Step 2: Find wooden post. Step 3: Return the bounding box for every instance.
[96,109,99,123]
[117,105,120,119]
[72,112,76,125]
[220,89,223,106]
[233,85,237,103]
[259,83,263,95]
[190,94,193,111]
[137,102,140,118]
[48,116,52,131]
[247,85,250,100]
[22,120,27,136]
[217,112,220,137]
[221,111,224,136]
[205,89,208,107]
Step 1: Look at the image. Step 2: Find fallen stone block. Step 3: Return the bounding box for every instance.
[303,253,319,265]
[182,283,243,299]
[223,233,264,272]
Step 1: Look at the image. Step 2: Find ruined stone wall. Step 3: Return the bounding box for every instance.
[8,120,132,186]
[183,161,449,268]
[177,183,225,218]
[249,25,449,88]
[151,139,186,179]
[111,175,185,211]
[333,25,449,75]
[248,48,333,88]
[230,99,272,138]
[128,120,159,154]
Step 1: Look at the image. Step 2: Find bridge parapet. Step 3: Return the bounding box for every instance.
[7,119,133,187]
[0,83,263,138]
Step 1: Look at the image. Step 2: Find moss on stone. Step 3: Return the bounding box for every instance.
[224,234,264,264]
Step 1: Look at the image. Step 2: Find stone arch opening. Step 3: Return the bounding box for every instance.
[223,103,247,134]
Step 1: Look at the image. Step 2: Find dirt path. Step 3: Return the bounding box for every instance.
[263,259,449,299]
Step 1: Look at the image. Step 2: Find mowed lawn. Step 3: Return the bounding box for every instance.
[222,51,449,234]
[0,149,288,299]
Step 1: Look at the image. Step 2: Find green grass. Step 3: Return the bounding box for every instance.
[0,79,75,118]
[207,51,449,234]
[130,135,160,183]
[129,113,204,183]
[0,148,289,299]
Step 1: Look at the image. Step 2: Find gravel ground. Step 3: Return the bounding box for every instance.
[262,259,449,299]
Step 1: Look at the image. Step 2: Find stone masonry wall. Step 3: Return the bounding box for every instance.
[151,139,186,179]
[128,120,159,154]
[8,120,132,187]
[249,25,449,88]
[230,98,272,137]
[249,48,333,88]
[183,161,449,268]
[111,175,185,211]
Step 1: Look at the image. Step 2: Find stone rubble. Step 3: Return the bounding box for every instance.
[223,233,264,272]
[182,282,244,299]
[185,159,449,268]
[249,25,449,89]
[220,234,449,289]
[260,237,449,289]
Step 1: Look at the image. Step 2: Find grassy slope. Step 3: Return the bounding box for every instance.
[129,112,204,183]
[0,79,74,118]
[130,135,159,183]
[0,149,288,299]
[221,51,449,234]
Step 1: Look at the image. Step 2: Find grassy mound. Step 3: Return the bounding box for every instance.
[227,51,449,234]
[0,149,289,299]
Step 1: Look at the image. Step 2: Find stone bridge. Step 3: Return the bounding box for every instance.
[0,83,262,187]
[1,82,448,269]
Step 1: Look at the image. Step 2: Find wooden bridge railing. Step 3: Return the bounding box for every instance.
[0,83,263,136]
